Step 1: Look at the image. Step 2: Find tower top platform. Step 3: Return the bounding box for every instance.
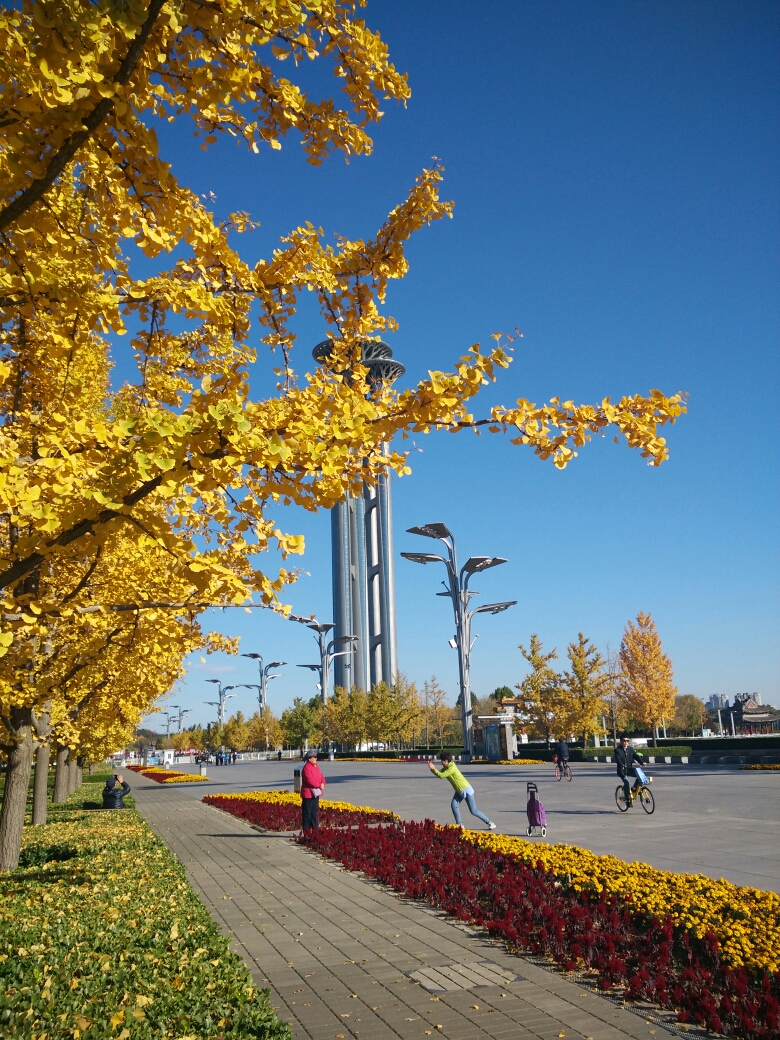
[313,338,405,386]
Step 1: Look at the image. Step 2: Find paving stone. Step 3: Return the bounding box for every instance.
[133,778,680,1040]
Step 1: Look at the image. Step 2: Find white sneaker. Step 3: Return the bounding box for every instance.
[488,822,497,830]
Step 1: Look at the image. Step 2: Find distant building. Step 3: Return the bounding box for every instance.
[730,693,780,734]
[707,694,729,711]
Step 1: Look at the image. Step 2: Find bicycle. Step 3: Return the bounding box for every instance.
[554,760,572,782]
[615,776,655,814]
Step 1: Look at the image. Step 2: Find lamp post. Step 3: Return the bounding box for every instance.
[173,707,191,733]
[241,653,286,714]
[204,680,237,727]
[401,522,516,762]
[238,684,277,751]
[292,617,356,703]
[163,708,178,738]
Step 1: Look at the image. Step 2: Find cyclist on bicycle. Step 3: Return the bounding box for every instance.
[615,735,645,808]
[554,737,570,770]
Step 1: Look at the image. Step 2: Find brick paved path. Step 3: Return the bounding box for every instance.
[133,778,680,1040]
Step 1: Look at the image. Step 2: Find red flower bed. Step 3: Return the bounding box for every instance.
[299,821,780,1039]
[202,794,394,831]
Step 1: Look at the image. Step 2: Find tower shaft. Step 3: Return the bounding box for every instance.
[315,338,403,696]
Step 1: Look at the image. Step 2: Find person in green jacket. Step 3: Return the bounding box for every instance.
[428,751,497,830]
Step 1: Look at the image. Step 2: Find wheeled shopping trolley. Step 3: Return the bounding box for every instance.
[526,781,547,837]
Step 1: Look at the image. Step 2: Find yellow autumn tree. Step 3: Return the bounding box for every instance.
[247,710,283,752]
[364,676,420,748]
[222,712,251,752]
[0,1,687,870]
[0,522,235,864]
[322,686,368,750]
[515,635,565,744]
[559,633,607,747]
[618,612,677,747]
[421,677,454,749]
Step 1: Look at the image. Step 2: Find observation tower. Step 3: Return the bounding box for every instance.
[312,339,404,693]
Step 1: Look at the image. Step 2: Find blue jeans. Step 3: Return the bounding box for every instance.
[451,786,491,826]
[622,776,632,804]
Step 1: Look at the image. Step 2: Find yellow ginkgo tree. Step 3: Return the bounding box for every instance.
[0,0,686,869]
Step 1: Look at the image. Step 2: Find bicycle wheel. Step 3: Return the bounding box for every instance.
[615,785,629,812]
[564,763,572,782]
[554,765,561,781]
[639,785,655,815]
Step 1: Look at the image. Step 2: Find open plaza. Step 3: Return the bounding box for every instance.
[141,759,780,894]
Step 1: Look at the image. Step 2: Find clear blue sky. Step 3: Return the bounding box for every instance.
[140,0,779,730]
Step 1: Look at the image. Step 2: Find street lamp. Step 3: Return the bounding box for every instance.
[204,680,237,726]
[291,616,356,703]
[241,653,286,714]
[163,708,178,737]
[173,707,191,733]
[401,523,516,762]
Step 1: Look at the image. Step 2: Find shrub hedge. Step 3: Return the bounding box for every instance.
[663,736,780,752]
[586,746,693,759]
[0,809,290,1040]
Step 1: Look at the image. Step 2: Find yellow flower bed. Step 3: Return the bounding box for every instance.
[463,831,780,974]
[134,766,209,782]
[160,773,209,782]
[741,763,780,770]
[473,759,544,765]
[213,789,398,817]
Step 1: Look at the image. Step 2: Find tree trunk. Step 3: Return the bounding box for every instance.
[88,763,96,775]
[52,745,70,803]
[652,725,658,748]
[30,706,52,827]
[76,756,84,789]
[68,754,78,795]
[0,708,35,870]
[32,740,51,826]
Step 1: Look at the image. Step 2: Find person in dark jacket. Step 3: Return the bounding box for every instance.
[615,736,644,808]
[554,738,570,766]
[102,774,131,810]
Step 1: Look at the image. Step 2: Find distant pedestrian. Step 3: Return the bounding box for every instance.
[301,749,326,833]
[428,752,496,831]
[277,749,282,761]
[102,774,131,810]
[232,751,237,765]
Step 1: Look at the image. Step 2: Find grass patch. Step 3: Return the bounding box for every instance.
[0,808,290,1040]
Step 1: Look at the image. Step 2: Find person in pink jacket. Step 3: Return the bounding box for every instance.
[301,749,326,832]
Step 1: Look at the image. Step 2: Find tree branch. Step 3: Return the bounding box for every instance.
[0,0,167,233]
[61,544,103,604]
